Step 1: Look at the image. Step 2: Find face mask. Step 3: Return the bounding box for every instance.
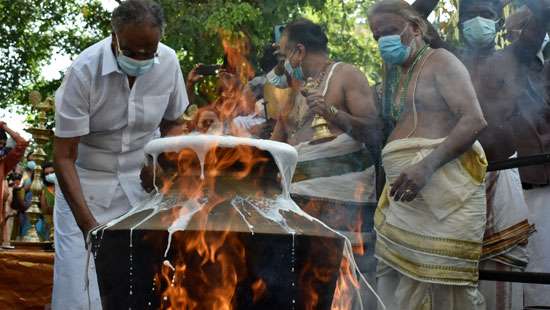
[284,59,304,82]
[26,161,36,171]
[378,26,412,65]
[45,173,57,184]
[115,35,156,76]
[462,16,497,48]
[284,48,305,81]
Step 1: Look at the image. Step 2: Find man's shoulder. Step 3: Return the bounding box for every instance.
[70,37,110,71]
[428,47,460,63]
[334,62,366,81]
[426,48,468,74]
[157,42,178,65]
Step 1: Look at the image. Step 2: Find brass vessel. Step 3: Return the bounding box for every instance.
[304,78,335,145]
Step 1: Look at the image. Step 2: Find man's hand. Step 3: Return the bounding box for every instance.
[82,219,99,242]
[186,64,205,89]
[304,90,330,118]
[390,161,435,202]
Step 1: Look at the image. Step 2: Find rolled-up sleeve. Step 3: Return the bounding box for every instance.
[163,61,189,121]
[54,67,91,138]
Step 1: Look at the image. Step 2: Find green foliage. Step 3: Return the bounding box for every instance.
[301,0,381,83]
[0,0,110,112]
[2,0,384,119]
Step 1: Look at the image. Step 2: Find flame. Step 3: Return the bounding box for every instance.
[220,30,255,85]
[153,28,364,310]
[251,278,267,304]
[331,257,361,310]
[156,29,271,309]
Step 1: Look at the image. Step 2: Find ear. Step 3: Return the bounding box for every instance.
[296,43,306,57]
[411,23,422,37]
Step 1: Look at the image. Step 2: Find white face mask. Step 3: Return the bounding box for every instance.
[115,35,157,76]
[45,173,57,184]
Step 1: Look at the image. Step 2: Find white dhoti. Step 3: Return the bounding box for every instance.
[377,261,486,310]
[479,163,533,310]
[523,185,550,307]
[52,165,143,310]
[376,138,488,310]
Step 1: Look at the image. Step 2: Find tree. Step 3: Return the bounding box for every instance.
[2,0,384,120]
[0,0,110,116]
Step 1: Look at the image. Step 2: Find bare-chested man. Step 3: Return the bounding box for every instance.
[368,1,488,309]
[413,0,550,307]
[268,19,380,308]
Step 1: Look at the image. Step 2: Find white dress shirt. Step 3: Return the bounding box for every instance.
[54,36,188,208]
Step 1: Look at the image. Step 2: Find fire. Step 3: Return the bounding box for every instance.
[152,28,364,310]
[251,278,266,304]
[331,257,361,310]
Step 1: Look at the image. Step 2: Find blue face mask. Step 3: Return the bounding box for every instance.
[462,16,497,48]
[284,59,304,81]
[45,173,57,184]
[26,160,36,171]
[378,27,412,65]
[115,35,156,77]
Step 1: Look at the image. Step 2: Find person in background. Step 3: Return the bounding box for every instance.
[0,122,28,246]
[3,171,22,246]
[411,0,550,307]
[39,162,56,240]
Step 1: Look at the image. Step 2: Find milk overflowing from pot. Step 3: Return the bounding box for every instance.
[88,134,384,309]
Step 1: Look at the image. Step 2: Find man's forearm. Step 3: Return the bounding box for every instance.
[54,158,97,233]
[421,115,487,173]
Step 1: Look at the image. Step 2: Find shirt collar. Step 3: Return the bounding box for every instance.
[102,36,121,76]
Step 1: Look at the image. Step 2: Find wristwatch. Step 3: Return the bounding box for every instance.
[329,105,339,117]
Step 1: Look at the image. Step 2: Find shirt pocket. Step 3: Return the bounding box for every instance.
[140,94,170,131]
[76,166,118,209]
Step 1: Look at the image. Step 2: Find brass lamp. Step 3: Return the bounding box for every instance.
[21,91,54,243]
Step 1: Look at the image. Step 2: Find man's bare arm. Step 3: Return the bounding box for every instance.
[423,50,487,171]
[391,50,487,201]
[337,64,384,155]
[53,137,98,238]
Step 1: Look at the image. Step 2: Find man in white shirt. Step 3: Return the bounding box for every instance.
[52,1,188,308]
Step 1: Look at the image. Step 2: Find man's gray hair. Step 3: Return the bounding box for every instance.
[111,0,165,34]
[367,0,431,41]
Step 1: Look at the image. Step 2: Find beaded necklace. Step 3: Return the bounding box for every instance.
[388,45,430,124]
